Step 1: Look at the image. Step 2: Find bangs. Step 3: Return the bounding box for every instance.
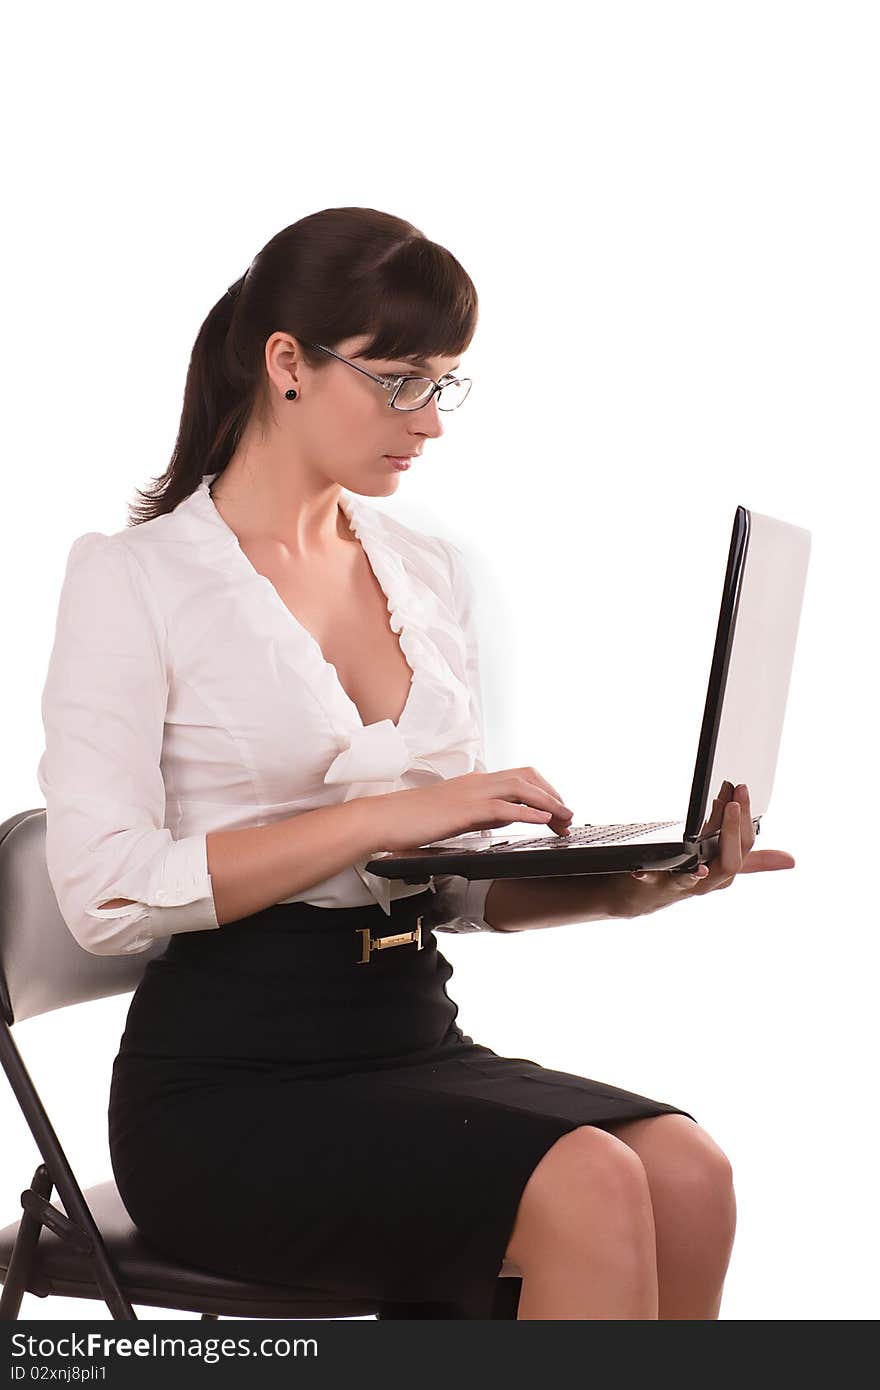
[347,236,478,366]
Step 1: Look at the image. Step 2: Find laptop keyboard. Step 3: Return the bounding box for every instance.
[505,819,682,850]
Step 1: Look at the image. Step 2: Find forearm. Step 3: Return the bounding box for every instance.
[483,872,627,932]
[205,796,385,926]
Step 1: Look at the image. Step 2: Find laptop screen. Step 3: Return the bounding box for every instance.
[685,506,811,841]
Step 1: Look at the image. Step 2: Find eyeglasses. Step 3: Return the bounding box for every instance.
[297,339,472,412]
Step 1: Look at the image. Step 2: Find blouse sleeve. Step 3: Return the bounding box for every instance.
[424,536,498,934]
[36,532,221,956]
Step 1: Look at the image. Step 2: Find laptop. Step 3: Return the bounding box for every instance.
[366,505,811,885]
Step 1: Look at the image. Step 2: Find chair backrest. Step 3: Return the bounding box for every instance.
[0,809,168,1026]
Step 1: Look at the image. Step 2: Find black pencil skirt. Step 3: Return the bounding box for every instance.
[108,889,697,1319]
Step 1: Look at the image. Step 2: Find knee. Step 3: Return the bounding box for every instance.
[660,1127,737,1240]
[536,1124,654,1204]
[687,1130,735,1200]
[507,1125,655,1268]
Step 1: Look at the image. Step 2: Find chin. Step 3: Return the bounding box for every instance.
[372,472,402,497]
[341,460,404,499]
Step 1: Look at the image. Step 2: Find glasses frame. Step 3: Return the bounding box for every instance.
[296,339,472,412]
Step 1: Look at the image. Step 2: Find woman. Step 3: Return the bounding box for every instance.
[38,206,795,1320]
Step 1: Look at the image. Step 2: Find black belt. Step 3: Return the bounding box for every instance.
[164,893,434,972]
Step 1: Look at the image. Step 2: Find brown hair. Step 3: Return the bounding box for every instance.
[127,206,479,526]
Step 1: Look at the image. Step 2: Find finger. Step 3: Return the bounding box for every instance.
[682,864,710,886]
[699,780,735,837]
[496,798,564,826]
[670,863,711,888]
[544,808,573,835]
[632,866,710,889]
[699,798,724,838]
[512,766,572,810]
[719,798,744,878]
[735,783,756,855]
[547,811,573,835]
[510,770,574,822]
[738,849,797,872]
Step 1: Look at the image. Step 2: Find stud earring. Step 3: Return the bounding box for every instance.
[285,388,298,400]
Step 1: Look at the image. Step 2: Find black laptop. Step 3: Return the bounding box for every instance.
[366,505,811,885]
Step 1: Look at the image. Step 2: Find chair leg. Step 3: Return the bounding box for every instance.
[0,1163,53,1320]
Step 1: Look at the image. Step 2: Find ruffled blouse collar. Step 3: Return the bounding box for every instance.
[178,472,475,913]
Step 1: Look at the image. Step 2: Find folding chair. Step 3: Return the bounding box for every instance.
[0,808,523,1320]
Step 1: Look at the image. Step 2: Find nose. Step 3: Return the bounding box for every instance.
[417,393,445,439]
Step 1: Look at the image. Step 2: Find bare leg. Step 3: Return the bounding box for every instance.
[504,1126,660,1319]
[602,1114,737,1319]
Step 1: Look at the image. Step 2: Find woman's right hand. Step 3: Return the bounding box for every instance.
[371,767,575,853]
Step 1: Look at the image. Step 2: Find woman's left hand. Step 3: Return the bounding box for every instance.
[614,781,796,918]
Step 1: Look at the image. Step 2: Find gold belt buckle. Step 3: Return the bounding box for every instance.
[357,916,423,964]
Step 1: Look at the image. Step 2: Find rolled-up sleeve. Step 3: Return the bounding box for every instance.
[37,532,220,956]
[425,537,498,934]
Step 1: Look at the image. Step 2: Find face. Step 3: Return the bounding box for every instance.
[262,330,463,499]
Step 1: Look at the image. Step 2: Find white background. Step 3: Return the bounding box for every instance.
[2,0,877,1321]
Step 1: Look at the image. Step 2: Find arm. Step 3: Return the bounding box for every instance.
[95,795,380,934]
[489,785,799,928]
[204,798,385,927]
[101,798,393,929]
[482,873,625,932]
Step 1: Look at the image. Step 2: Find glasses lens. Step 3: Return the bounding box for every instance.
[393,376,471,411]
[394,377,435,410]
[437,377,471,412]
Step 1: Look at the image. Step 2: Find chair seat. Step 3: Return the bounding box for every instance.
[0,1179,522,1318]
[0,1179,384,1317]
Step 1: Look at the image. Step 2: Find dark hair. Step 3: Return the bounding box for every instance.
[127,206,479,526]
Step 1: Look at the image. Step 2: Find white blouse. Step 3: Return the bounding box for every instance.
[37,471,496,956]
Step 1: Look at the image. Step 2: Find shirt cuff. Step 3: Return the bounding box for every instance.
[81,833,220,955]
[427,873,497,933]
